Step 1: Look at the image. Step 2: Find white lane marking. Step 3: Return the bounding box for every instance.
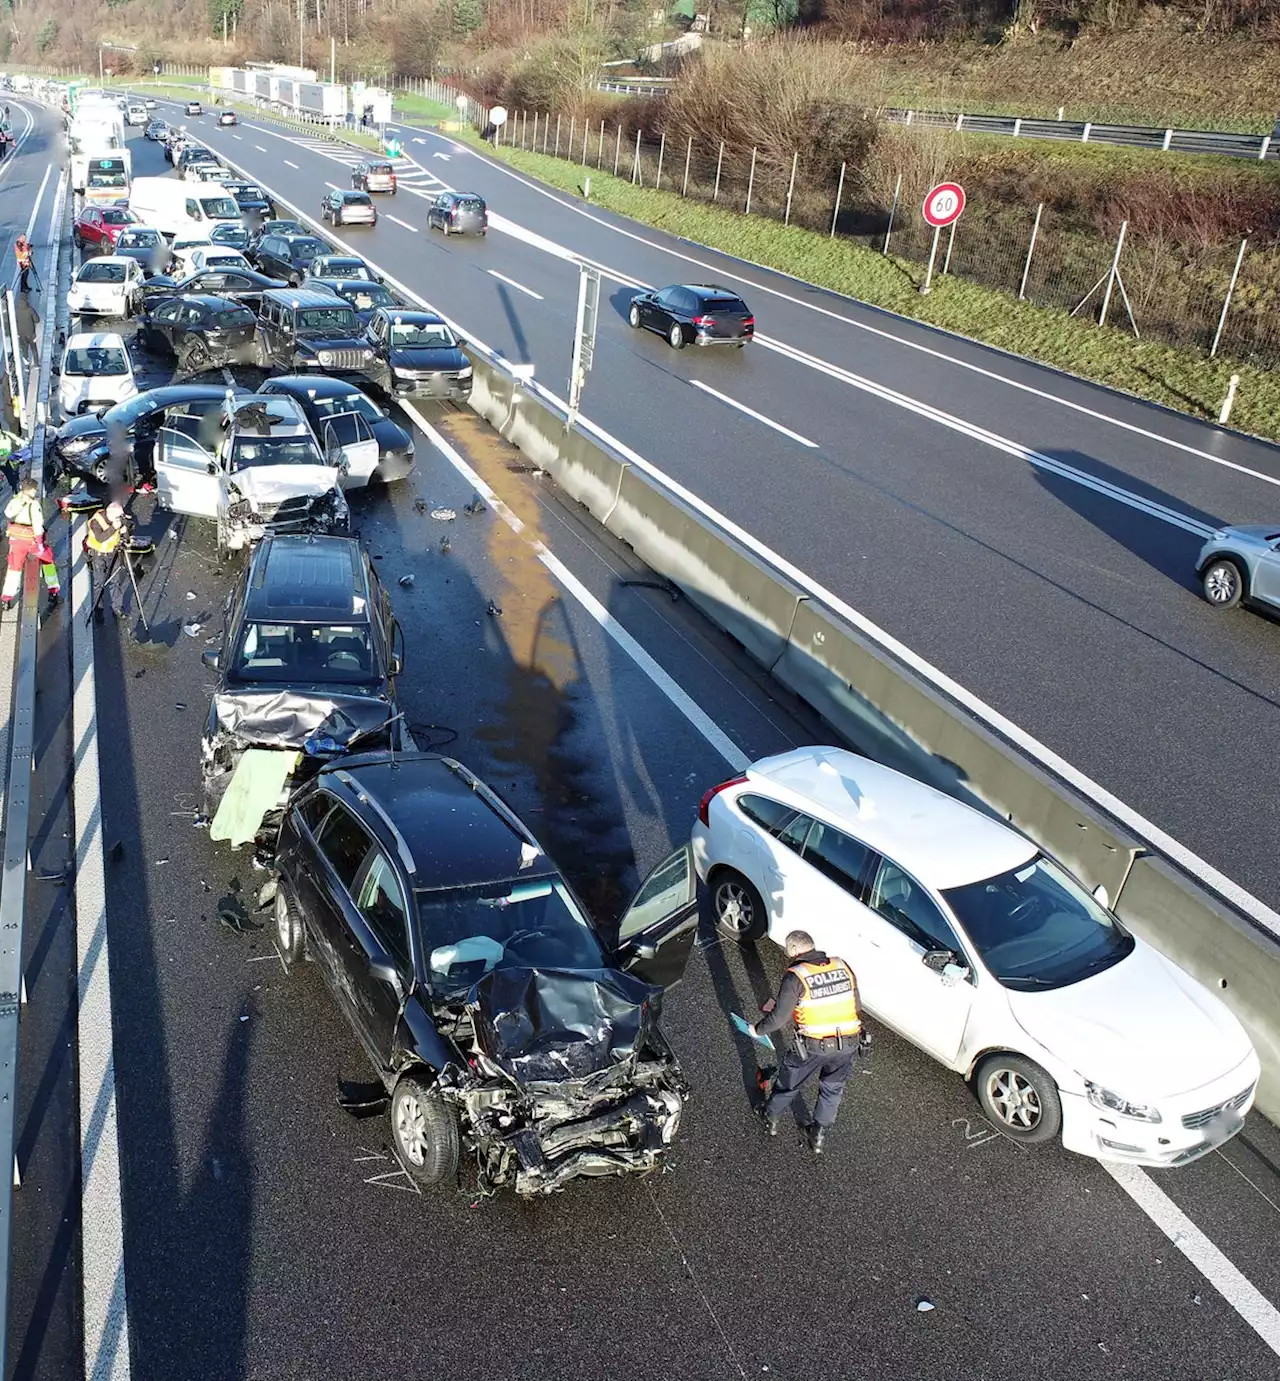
[324,180,340,190]
[1105,1163,1280,1358]
[486,269,543,301]
[403,123,1280,484]
[254,145,267,152]
[284,159,299,169]
[386,215,418,232]
[690,379,817,449]
[401,402,750,772]
[231,134,241,141]
[212,137,1280,942]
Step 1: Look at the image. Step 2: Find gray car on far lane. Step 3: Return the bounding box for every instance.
[1196,524,1280,613]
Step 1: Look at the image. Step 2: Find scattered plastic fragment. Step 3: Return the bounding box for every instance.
[486,600,501,616]
[430,507,456,521]
[175,702,187,711]
[239,1014,249,1022]
[1191,1293,1202,1306]
[186,591,197,600]
[192,815,210,829]
[398,574,414,589]
[154,857,170,867]
[134,669,146,679]
[413,498,427,514]
[439,536,451,554]
[182,621,203,637]
[916,1300,934,1313]
[464,495,486,515]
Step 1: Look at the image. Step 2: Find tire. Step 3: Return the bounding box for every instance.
[709,868,768,944]
[391,1073,459,1187]
[275,885,306,968]
[253,337,270,369]
[1202,557,1244,609]
[668,321,685,350]
[975,1053,1062,1146]
[442,220,451,236]
[628,303,642,329]
[180,338,209,374]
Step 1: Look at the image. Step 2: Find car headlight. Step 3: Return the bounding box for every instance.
[1085,1082,1161,1123]
[391,365,414,378]
[317,351,333,366]
[457,366,472,380]
[59,434,94,456]
[361,348,373,360]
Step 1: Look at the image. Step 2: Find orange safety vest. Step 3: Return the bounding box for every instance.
[790,958,862,1042]
[14,242,30,269]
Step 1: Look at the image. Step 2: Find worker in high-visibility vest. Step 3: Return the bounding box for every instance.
[749,929,868,1154]
[2,477,59,612]
[84,501,127,622]
[14,235,33,292]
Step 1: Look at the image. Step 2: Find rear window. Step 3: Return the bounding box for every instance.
[455,197,485,213]
[64,347,128,376]
[344,193,372,205]
[215,308,255,329]
[340,285,393,311]
[369,164,394,175]
[701,297,748,314]
[291,239,327,260]
[78,262,127,283]
[101,208,134,225]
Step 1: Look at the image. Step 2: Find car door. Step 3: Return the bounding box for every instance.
[343,846,415,1067]
[302,801,377,1029]
[1252,538,1280,607]
[320,411,379,487]
[154,423,222,517]
[780,817,877,963]
[614,844,700,990]
[431,193,449,229]
[857,854,976,1068]
[729,796,819,930]
[144,300,184,353]
[653,288,683,331]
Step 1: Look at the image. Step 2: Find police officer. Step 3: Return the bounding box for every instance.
[749,930,866,1154]
[85,501,126,621]
[2,477,59,612]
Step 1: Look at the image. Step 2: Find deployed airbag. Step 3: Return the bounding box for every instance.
[210,748,300,846]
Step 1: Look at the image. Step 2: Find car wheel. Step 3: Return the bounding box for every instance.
[253,338,270,369]
[710,868,768,944]
[628,303,642,329]
[275,886,306,968]
[180,338,210,374]
[442,220,451,236]
[1202,558,1244,609]
[391,1073,459,1187]
[668,321,686,350]
[975,1053,1062,1146]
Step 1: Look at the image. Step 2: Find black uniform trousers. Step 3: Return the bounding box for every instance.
[765,1041,857,1128]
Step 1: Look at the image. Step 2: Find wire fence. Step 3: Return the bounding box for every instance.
[485,110,1280,369]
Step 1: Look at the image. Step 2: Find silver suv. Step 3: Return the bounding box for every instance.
[1195,525,1280,614]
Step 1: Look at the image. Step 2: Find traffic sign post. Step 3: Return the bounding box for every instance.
[568,262,601,423]
[919,182,966,296]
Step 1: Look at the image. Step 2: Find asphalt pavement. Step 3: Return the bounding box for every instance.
[158,104,1280,930]
[18,111,1279,1381]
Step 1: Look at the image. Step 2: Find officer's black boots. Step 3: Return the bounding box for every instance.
[808,1125,826,1155]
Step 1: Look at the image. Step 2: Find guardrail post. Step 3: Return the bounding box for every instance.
[581,118,590,166]
[1218,373,1240,425]
[598,122,606,169]
[655,132,665,188]
[682,135,692,196]
[830,160,846,237]
[631,128,641,184]
[745,146,757,214]
[882,172,902,254]
[1211,237,1248,358]
[554,114,561,158]
[1162,128,1173,151]
[783,151,798,226]
[1057,105,1065,120]
[955,112,964,131]
[614,125,622,176]
[1082,121,1092,142]
[713,140,724,200]
[1259,134,1271,161]
[1019,202,1043,300]
[905,109,913,125]
[1013,117,1021,137]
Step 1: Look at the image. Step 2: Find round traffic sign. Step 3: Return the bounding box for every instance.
[454,94,468,112]
[489,105,508,127]
[922,182,965,228]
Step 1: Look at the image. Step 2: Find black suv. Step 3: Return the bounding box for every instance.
[200,534,407,833]
[177,145,220,179]
[254,288,377,376]
[254,232,329,286]
[273,752,698,1194]
[365,308,472,401]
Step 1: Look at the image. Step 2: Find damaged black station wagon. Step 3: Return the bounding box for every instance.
[273,752,700,1195]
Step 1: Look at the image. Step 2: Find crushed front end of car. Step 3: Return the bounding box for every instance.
[439,967,688,1196]
[223,483,349,549]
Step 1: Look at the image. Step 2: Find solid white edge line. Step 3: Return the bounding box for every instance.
[400,401,750,772]
[386,215,418,232]
[1105,1163,1280,1357]
[689,379,817,449]
[210,125,1280,944]
[486,269,543,301]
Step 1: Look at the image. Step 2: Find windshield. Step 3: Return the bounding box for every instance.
[297,308,360,336]
[200,254,246,268]
[236,186,266,201]
[390,321,455,347]
[88,172,127,188]
[198,195,238,219]
[117,230,162,248]
[290,239,326,262]
[100,207,134,225]
[64,347,128,376]
[417,880,605,996]
[321,262,368,279]
[229,435,325,470]
[339,285,392,311]
[307,392,381,423]
[78,262,127,283]
[232,621,375,684]
[943,855,1135,991]
[210,223,249,247]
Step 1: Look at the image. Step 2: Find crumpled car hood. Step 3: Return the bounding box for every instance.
[230,464,341,507]
[212,688,391,749]
[471,967,661,1084]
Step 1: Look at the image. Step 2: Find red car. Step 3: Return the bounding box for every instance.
[72,204,139,254]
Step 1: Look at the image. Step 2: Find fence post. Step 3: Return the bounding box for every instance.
[745,147,757,214]
[713,140,724,200]
[1058,106,1065,120]
[682,136,692,196]
[655,132,665,189]
[569,115,576,160]
[631,128,642,184]
[555,115,561,158]
[581,119,589,165]
[1019,202,1043,300]
[942,220,957,274]
[783,151,798,226]
[1210,237,1248,358]
[598,122,605,168]
[543,114,550,154]
[882,173,902,254]
[1013,117,1021,137]
[614,125,622,177]
[1098,219,1127,327]
[830,161,846,237]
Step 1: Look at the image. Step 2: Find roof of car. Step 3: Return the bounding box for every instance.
[261,287,354,308]
[179,295,248,310]
[78,254,134,268]
[226,395,311,434]
[246,535,370,624]
[743,747,1037,891]
[325,754,552,892]
[265,375,369,400]
[316,255,370,265]
[376,308,445,325]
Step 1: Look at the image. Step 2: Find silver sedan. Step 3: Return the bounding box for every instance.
[1196,524,1280,612]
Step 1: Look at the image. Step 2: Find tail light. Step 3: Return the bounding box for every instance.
[742,316,755,328]
[698,775,746,826]
[692,314,716,327]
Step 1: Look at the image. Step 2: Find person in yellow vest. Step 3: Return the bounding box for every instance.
[2,477,59,613]
[749,930,866,1154]
[84,501,126,622]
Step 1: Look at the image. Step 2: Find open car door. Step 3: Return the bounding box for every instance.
[154,425,222,518]
[614,845,699,990]
[321,413,379,488]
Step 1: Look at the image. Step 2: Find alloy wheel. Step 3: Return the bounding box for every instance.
[1204,562,1240,605]
[714,879,755,936]
[395,1091,427,1165]
[984,1067,1042,1131]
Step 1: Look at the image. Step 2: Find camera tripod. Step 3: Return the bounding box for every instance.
[88,538,154,633]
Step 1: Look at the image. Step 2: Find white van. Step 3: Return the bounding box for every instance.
[127,176,242,241]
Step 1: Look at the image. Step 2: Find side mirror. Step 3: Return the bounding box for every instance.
[922,949,955,973]
[206,461,217,474]
[368,954,399,986]
[389,654,402,677]
[1092,884,1110,908]
[201,648,219,669]
[631,940,657,960]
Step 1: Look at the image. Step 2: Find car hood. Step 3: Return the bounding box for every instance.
[1211,524,1280,543]
[295,335,367,350]
[470,966,662,1085]
[212,688,391,749]
[57,414,109,445]
[69,280,126,297]
[229,465,341,505]
[1007,940,1255,1101]
[387,345,468,371]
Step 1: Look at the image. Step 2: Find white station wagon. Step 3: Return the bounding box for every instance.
[691,747,1259,1168]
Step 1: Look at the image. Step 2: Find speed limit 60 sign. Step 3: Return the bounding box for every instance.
[923,183,966,228]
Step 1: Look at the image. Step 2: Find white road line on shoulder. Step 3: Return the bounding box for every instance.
[486,269,543,301]
[386,215,418,232]
[324,181,340,190]
[284,159,299,169]
[72,528,133,1381]
[1105,1163,1280,1358]
[689,379,817,449]
[402,401,749,772]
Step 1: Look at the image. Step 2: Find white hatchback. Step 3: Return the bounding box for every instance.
[691,747,1259,1168]
[57,333,138,417]
[66,255,144,318]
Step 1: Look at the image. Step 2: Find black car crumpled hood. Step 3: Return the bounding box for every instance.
[471,966,661,1084]
[388,345,468,372]
[213,688,391,750]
